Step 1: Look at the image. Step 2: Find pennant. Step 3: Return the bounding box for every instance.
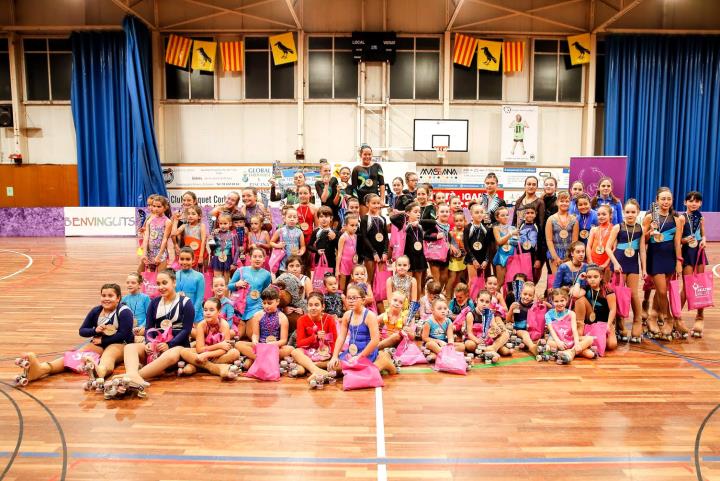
[567,33,591,65]
[191,40,217,72]
[269,32,297,66]
[220,41,244,72]
[165,34,192,68]
[502,41,525,73]
[476,39,502,71]
[453,34,478,67]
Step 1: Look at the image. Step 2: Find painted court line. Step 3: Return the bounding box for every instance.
[375,387,387,481]
[651,340,720,382]
[0,249,33,281]
[712,263,720,278]
[2,451,719,466]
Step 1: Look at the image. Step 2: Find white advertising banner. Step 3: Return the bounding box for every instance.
[64,207,137,237]
[163,164,273,189]
[418,165,570,189]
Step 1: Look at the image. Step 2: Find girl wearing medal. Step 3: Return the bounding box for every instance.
[422,203,455,294]
[351,145,385,216]
[336,213,359,291]
[390,202,428,290]
[315,162,342,222]
[173,205,207,268]
[575,193,598,250]
[492,206,519,290]
[14,284,133,385]
[545,288,595,363]
[481,172,507,225]
[591,177,624,225]
[292,293,340,385]
[572,265,618,354]
[236,287,293,370]
[680,191,708,337]
[463,203,491,286]
[586,205,614,276]
[421,298,465,362]
[209,213,239,284]
[552,241,588,300]
[642,187,683,340]
[307,206,340,272]
[211,277,237,331]
[511,176,545,230]
[177,298,241,378]
[270,207,306,273]
[506,282,538,353]
[484,275,508,315]
[378,290,411,350]
[545,191,579,273]
[464,290,512,357]
[447,210,467,298]
[606,199,646,343]
[141,195,173,273]
[388,177,405,214]
[358,194,389,287]
[328,284,397,375]
[568,180,585,216]
[229,247,273,336]
[210,191,241,222]
[123,273,150,334]
[416,185,437,221]
[295,184,317,249]
[270,170,306,205]
[176,247,206,324]
[275,255,312,332]
[350,264,377,311]
[386,256,418,305]
[247,214,271,269]
[109,270,195,396]
[518,206,542,282]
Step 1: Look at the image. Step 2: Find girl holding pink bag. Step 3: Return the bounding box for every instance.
[378,291,410,350]
[506,282,540,354]
[421,298,465,362]
[422,203,454,293]
[572,265,618,355]
[291,293,340,386]
[544,288,595,364]
[680,191,709,338]
[464,290,511,358]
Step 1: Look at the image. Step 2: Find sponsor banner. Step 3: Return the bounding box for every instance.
[503,167,570,189]
[162,164,273,189]
[434,188,504,208]
[418,165,569,189]
[569,156,627,200]
[64,207,136,237]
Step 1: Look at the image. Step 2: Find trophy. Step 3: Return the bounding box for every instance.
[482,308,494,336]
[649,202,661,236]
[512,280,525,313]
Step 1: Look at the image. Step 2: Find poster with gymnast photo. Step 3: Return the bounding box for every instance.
[501,105,538,163]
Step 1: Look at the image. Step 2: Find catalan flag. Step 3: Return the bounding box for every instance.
[220,41,244,72]
[453,34,478,67]
[502,41,525,73]
[165,34,192,68]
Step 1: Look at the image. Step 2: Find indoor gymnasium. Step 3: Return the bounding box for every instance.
[0,0,719,480]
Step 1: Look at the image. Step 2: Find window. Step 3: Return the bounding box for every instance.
[532,39,582,103]
[452,36,502,101]
[595,40,605,103]
[390,36,440,100]
[245,36,294,100]
[308,36,357,99]
[0,39,10,101]
[165,37,215,100]
[23,38,72,101]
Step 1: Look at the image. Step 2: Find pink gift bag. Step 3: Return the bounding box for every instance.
[145,326,174,363]
[341,356,384,390]
[469,273,485,300]
[393,332,428,366]
[452,306,472,335]
[424,238,449,262]
[311,254,334,294]
[203,267,214,300]
[684,249,714,310]
[63,350,100,373]
[142,270,160,298]
[268,248,285,274]
[527,301,548,341]
[551,314,575,348]
[610,273,632,318]
[373,263,393,302]
[546,274,556,292]
[506,244,533,281]
[583,321,608,356]
[668,276,682,318]
[390,221,406,261]
[245,343,281,381]
[433,345,468,375]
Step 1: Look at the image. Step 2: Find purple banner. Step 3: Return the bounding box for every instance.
[0,208,65,237]
[569,156,628,200]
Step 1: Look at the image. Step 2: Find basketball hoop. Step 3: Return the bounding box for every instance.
[434,145,448,160]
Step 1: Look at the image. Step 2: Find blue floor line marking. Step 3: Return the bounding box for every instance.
[0,451,718,465]
[651,339,720,382]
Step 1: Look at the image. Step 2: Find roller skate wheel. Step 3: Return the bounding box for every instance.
[395,366,401,374]
[83,381,93,391]
[556,359,564,365]
[309,379,317,388]
[289,369,299,377]
[692,331,702,338]
[327,376,337,384]
[19,377,28,386]
[536,355,543,362]
[518,343,525,350]
[234,360,243,367]
[280,360,288,368]
[136,391,147,399]
[279,368,287,375]
[505,343,513,350]
[177,361,185,369]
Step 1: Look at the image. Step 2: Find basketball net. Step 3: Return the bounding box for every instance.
[435,145,447,160]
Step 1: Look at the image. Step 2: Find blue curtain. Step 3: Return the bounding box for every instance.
[71,16,167,206]
[604,35,720,211]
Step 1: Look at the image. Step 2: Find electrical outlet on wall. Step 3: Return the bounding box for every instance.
[6,186,13,197]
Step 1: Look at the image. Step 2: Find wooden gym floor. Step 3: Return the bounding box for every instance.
[0,238,719,481]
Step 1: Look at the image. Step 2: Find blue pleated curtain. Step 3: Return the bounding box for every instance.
[604,35,720,211]
[71,16,167,207]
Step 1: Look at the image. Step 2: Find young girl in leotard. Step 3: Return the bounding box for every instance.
[173,205,206,269]
[142,195,173,273]
[422,298,465,362]
[336,213,359,291]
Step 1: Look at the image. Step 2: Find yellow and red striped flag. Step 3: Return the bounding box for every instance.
[502,41,525,73]
[165,34,192,68]
[453,34,478,67]
[220,41,244,72]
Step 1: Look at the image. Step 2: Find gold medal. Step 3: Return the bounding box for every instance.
[653,233,663,242]
[266,336,277,343]
[650,221,659,230]
[414,241,422,251]
[559,230,569,239]
[579,230,589,239]
[589,313,596,322]
[365,179,373,188]
[291,247,299,255]
[218,252,227,262]
[102,324,117,336]
[150,230,159,240]
[300,222,309,231]
[624,248,635,258]
[189,241,199,250]
[375,233,384,242]
[348,343,358,356]
[595,246,605,255]
[250,290,260,300]
[689,239,698,248]
[160,319,172,330]
[502,244,512,252]
[472,241,482,251]
[523,241,532,251]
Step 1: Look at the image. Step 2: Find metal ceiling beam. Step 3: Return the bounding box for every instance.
[110,0,156,29]
[445,0,466,31]
[462,0,585,32]
[177,0,296,29]
[161,0,279,29]
[454,0,584,31]
[284,0,301,29]
[593,0,644,32]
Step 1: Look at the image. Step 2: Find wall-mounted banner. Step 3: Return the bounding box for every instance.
[64,207,136,237]
[418,165,569,189]
[162,164,273,189]
[501,105,538,163]
[569,156,628,200]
